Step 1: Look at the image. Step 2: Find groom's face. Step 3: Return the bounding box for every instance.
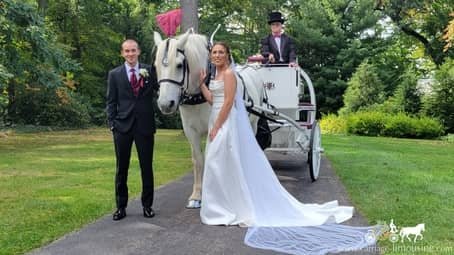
[121,40,141,67]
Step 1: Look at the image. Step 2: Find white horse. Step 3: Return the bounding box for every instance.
[399,223,425,243]
[153,30,264,208]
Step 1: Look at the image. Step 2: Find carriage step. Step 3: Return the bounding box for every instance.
[298,103,315,111]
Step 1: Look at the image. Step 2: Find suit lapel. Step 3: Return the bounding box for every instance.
[269,35,281,60]
[119,65,135,97]
[138,64,151,97]
[280,35,287,59]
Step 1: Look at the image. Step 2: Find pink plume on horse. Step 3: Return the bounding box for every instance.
[156,8,182,37]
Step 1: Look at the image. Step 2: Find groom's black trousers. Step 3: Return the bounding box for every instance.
[113,121,154,209]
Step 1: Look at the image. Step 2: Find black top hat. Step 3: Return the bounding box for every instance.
[268,11,285,24]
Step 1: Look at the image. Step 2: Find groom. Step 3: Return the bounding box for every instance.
[106,39,158,221]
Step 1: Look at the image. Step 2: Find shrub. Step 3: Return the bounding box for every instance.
[413,116,444,139]
[347,111,386,136]
[320,114,347,134]
[382,113,417,138]
[346,111,443,139]
[13,86,90,128]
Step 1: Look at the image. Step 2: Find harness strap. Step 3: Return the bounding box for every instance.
[236,72,254,109]
[180,92,207,105]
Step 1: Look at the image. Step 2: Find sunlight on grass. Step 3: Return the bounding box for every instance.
[0,128,192,255]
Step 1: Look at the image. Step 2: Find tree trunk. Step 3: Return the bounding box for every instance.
[180,0,198,33]
[37,0,48,15]
[72,0,82,59]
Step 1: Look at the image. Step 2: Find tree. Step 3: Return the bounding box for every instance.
[375,0,454,66]
[0,0,79,124]
[341,61,385,114]
[392,67,422,115]
[424,58,454,132]
[290,0,384,114]
[443,12,454,51]
[44,0,159,124]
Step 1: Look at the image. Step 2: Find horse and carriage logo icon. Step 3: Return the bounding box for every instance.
[264,81,276,90]
[371,219,425,243]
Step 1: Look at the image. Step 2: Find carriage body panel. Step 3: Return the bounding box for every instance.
[247,64,323,181]
[259,67,299,120]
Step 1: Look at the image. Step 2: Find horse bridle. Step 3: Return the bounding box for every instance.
[158,39,206,105]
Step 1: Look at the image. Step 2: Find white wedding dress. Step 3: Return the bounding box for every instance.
[200,79,380,255]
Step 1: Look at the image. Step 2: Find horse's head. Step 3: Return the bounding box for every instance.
[418,223,425,232]
[154,30,208,114]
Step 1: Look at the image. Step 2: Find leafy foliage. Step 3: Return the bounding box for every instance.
[341,61,385,114]
[375,0,454,66]
[289,0,386,114]
[423,58,454,132]
[2,0,454,131]
[320,113,347,134]
[346,111,444,138]
[12,86,91,127]
[391,67,422,115]
[0,0,80,125]
[443,12,454,51]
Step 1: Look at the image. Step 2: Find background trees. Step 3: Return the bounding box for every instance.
[0,0,452,132]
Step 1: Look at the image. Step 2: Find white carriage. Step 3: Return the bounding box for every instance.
[246,61,323,181]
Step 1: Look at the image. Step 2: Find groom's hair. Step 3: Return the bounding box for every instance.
[121,39,140,50]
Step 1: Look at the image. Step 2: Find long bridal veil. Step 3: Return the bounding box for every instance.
[233,73,382,255]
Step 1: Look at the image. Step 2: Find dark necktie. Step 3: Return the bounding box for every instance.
[130,68,139,96]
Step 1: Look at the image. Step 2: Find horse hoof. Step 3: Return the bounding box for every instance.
[186,200,201,209]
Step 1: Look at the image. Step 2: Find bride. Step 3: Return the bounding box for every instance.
[198,42,379,254]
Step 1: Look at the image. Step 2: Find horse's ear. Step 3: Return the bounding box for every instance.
[176,29,191,50]
[154,31,163,46]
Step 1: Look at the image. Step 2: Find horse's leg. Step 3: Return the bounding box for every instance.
[406,234,412,242]
[186,131,204,206]
[179,105,208,209]
[415,233,422,242]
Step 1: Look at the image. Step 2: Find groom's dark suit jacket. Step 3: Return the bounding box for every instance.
[260,34,296,64]
[106,63,157,135]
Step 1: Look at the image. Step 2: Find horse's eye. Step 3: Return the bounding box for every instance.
[176,63,183,69]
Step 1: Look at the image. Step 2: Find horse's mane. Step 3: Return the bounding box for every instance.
[180,33,208,73]
[155,33,208,78]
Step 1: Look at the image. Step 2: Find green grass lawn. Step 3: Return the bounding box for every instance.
[324,135,454,254]
[2,129,453,255]
[0,128,192,255]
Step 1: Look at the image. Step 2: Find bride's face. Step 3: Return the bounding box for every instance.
[210,45,228,67]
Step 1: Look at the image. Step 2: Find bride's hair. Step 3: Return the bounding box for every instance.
[211,42,232,64]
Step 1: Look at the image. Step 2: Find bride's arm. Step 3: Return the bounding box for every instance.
[199,69,213,105]
[210,69,236,140]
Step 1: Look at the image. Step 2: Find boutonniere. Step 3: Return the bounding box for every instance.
[139,68,149,78]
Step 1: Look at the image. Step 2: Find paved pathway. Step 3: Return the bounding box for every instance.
[28,152,378,255]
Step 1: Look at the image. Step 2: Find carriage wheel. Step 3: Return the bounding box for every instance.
[308,121,322,182]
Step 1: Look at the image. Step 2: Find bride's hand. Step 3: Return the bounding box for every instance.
[209,127,218,141]
[199,69,207,87]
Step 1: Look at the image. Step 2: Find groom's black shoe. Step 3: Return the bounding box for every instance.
[113,208,126,221]
[143,207,155,218]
